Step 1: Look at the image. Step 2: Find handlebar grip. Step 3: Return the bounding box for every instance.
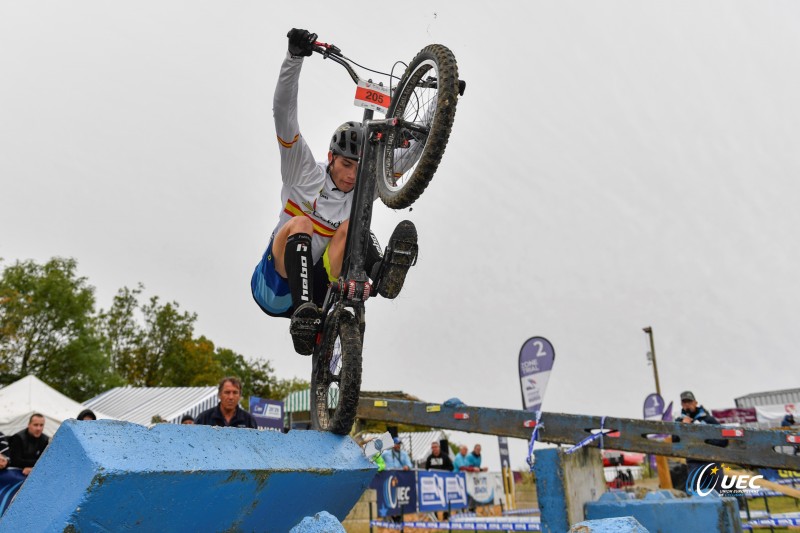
[313,41,343,57]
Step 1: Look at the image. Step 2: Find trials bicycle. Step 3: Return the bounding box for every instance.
[307,38,464,435]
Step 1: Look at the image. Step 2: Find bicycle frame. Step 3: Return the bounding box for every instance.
[314,43,393,337]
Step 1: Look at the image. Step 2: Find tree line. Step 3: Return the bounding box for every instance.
[0,257,307,402]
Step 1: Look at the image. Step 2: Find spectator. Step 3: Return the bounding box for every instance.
[453,445,473,472]
[194,377,258,429]
[678,391,726,484]
[781,413,796,427]
[382,437,413,471]
[9,413,49,475]
[467,444,488,472]
[425,441,454,472]
[181,415,195,425]
[77,409,96,421]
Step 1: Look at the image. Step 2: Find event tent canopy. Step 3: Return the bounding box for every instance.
[0,375,114,438]
[84,385,218,426]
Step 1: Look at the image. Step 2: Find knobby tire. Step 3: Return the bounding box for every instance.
[310,308,363,435]
[380,44,460,209]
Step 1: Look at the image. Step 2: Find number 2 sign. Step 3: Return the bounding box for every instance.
[354,80,391,114]
[518,337,556,413]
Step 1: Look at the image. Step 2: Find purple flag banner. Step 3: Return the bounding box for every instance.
[643,393,665,420]
[518,337,556,413]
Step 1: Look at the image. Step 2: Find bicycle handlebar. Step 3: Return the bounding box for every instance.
[312,40,360,85]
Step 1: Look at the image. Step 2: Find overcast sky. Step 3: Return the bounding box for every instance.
[2,2,799,470]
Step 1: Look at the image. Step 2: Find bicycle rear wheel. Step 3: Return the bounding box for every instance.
[310,308,362,435]
[380,44,460,209]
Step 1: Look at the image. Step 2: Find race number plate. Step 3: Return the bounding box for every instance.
[354,80,391,114]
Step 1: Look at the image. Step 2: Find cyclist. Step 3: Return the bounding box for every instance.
[252,28,419,355]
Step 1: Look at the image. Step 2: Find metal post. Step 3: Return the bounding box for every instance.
[643,326,673,490]
[642,326,661,396]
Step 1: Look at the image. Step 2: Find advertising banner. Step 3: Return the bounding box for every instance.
[759,468,800,483]
[249,397,284,431]
[518,337,556,412]
[417,471,468,512]
[711,408,758,425]
[498,436,510,470]
[370,471,417,517]
[465,472,505,505]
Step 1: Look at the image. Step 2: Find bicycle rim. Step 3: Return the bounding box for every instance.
[380,44,459,209]
[310,308,362,435]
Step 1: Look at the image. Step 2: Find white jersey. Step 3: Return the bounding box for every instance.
[272,52,352,264]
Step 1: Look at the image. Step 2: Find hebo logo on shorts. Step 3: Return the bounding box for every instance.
[686,463,764,496]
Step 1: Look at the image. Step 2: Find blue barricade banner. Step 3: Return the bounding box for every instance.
[370,470,417,517]
[249,397,284,431]
[0,469,26,515]
[759,468,800,482]
[418,471,468,512]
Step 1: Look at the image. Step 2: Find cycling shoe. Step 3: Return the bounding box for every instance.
[290,302,321,355]
[377,220,418,299]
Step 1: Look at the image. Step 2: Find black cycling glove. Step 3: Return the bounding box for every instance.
[287,28,317,57]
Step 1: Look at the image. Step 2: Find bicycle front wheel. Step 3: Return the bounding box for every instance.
[380,44,460,209]
[310,308,363,435]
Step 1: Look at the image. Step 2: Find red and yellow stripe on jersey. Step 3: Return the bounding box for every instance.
[283,200,336,238]
[277,133,300,148]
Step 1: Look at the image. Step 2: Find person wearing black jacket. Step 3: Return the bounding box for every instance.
[678,391,727,489]
[194,377,257,429]
[9,413,49,475]
[425,441,454,471]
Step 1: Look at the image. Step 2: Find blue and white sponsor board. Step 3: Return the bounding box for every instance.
[249,397,284,431]
[418,472,468,512]
[370,471,417,517]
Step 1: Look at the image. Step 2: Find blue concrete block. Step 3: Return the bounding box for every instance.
[0,420,375,532]
[535,448,570,533]
[534,447,607,533]
[585,492,742,533]
[570,516,650,532]
[290,511,346,532]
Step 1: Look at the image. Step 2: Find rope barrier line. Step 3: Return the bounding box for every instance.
[566,416,610,455]
[525,410,543,471]
[369,519,542,531]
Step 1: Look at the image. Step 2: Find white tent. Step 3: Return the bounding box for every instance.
[0,375,114,438]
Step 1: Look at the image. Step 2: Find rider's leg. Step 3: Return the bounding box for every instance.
[274,216,315,306]
[325,219,347,279]
[274,216,320,355]
[325,219,384,281]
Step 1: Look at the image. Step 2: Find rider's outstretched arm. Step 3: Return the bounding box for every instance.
[273,40,319,187]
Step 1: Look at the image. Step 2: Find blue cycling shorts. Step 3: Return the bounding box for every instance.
[251,238,333,318]
[251,239,293,318]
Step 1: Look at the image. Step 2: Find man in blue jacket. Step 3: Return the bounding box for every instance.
[382,437,413,470]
